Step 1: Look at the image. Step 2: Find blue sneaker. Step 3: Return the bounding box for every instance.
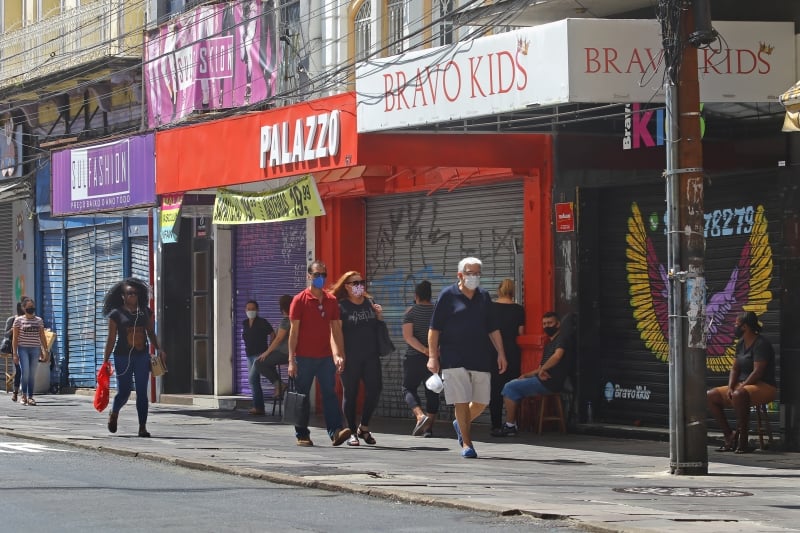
[453,419,463,447]
[461,446,477,459]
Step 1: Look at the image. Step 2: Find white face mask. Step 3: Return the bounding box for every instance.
[246,310,257,319]
[462,274,480,290]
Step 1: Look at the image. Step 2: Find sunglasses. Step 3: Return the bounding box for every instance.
[346,280,366,286]
[311,272,327,279]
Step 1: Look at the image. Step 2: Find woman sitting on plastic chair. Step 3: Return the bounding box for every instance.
[707,311,777,454]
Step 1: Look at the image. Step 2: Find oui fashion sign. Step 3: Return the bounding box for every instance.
[356,19,794,132]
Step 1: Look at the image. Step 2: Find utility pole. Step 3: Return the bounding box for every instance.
[661,0,708,475]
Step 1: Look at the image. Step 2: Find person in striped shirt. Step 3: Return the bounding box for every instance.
[12,296,49,406]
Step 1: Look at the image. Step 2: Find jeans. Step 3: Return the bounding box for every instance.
[247,355,265,411]
[341,353,382,432]
[293,355,344,440]
[401,353,440,415]
[112,351,151,425]
[249,351,290,411]
[501,375,552,402]
[17,346,39,397]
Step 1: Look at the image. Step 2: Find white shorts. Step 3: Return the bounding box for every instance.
[442,367,491,405]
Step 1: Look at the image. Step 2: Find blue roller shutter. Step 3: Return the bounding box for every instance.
[233,220,307,395]
[40,230,66,388]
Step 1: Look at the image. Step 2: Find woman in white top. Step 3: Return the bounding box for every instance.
[12,296,49,406]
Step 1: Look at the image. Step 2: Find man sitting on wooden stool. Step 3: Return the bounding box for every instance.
[498,312,574,436]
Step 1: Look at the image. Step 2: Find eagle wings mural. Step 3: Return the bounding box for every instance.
[626,202,773,372]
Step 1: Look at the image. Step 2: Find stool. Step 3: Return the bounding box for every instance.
[518,393,567,434]
[1,353,14,393]
[755,403,773,450]
[537,392,566,435]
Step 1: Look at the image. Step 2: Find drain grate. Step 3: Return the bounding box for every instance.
[614,487,752,497]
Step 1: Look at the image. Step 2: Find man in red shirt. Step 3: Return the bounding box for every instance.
[287,260,351,447]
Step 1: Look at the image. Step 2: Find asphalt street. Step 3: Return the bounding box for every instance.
[1,393,798,532]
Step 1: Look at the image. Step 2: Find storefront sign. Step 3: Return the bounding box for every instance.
[156,92,357,194]
[260,110,340,168]
[212,174,325,224]
[356,19,794,132]
[555,202,574,232]
[160,193,184,244]
[144,0,278,128]
[51,133,156,216]
[1,113,23,178]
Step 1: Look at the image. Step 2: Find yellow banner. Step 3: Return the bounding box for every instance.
[212,175,326,225]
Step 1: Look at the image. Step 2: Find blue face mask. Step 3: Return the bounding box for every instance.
[312,276,325,289]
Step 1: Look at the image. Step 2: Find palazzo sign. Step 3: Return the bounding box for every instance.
[356,19,794,132]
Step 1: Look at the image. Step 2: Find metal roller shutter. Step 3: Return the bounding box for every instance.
[94,224,124,377]
[66,224,125,387]
[365,182,524,419]
[40,231,66,388]
[587,175,782,427]
[233,220,307,395]
[66,228,95,386]
[0,203,12,314]
[130,236,150,284]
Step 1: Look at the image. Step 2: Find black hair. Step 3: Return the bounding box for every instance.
[246,299,259,310]
[543,311,559,321]
[102,277,149,317]
[415,280,432,301]
[279,294,292,314]
[16,295,30,316]
[738,311,762,333]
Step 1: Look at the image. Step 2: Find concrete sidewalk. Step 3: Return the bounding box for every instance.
[1,393,798,532]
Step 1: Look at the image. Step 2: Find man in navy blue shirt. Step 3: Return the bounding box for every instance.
[427,257,507,458]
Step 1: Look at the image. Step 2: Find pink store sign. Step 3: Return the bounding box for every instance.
[356,19,794,132]
[144,0,279,128]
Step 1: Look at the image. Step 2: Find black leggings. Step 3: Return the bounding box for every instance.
[402,353,440,415]
[341,354,383,432]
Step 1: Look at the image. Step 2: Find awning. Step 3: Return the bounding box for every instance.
[0,176,32,202]
[779,80,800,132]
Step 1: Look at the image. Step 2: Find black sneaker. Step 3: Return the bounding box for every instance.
[501,424,518,437]
[490,427,506,437]
[422,430,433,438]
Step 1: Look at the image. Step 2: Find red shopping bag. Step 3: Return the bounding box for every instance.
[94,361,113,413]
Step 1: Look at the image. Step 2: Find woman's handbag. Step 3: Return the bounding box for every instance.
[376,320,395,357]
[282,378,306,426]
[150,354,167,377]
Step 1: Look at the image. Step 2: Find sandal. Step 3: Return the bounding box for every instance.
[734,429,753,454]
[11,391,17,402]
[19,394,27,405]
[357,426,376,445]
[346,434,360,446]
[26,397,36,406]
[716,431,737,452]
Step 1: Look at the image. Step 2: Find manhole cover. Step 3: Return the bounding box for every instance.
[614,487,752,497]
